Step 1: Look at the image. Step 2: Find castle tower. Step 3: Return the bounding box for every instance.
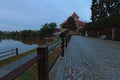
[72,12,79,21]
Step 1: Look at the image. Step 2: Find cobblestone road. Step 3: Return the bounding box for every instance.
[63,36,120,80]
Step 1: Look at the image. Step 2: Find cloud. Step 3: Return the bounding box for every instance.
[0,0,92,31]
[0,24,24,31]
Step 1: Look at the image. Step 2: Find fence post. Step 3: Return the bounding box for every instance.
[65,37,67,48]
[16,48,18,56]
[61,39,64,57]
[37,46,48,80]
[68,35,71,42]
[12,48,13,54]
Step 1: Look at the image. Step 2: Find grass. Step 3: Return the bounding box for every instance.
[0,48,37,67]
[48,46,61,67]
[15,63,38,80]
[46,38,60,46]
[15,46,61,80]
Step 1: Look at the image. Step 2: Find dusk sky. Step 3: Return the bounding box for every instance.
[0,0,92,31]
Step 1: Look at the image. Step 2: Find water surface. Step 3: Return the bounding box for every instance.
[0,38,48,60]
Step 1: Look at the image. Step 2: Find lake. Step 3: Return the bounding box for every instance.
[0,38,52,60]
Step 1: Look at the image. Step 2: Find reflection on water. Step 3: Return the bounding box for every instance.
[18,38,46,46]
[12,38,53,46]
[0,37,2,42]
[0,38,53,55]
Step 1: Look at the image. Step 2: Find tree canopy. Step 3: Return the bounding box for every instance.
[0,22,57,39]
[62,16,77,31]
[39,22,57,38]
[91,0,120,30]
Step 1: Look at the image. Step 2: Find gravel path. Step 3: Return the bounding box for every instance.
[63,36,120,80]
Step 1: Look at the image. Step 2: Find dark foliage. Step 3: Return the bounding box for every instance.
[39,22,57,38]
[90,0,120,30]
[62,16,77,31]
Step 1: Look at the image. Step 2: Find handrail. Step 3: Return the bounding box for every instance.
[0,38,66,80]
[0,54,43,80]
[48,40,62,53]
[0,52,16,58]
[0,48,18,59]
[0,49,16,54]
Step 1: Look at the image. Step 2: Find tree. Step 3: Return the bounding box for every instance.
[48,22,57,35]
[84,22,93,31]
[39,23,49,38]
[91,0,100,27]
[109,13,120,28]
[91,0,120,29]
[62,16,77,31]
[39,22,57,38]
[0,31,2,42]
[19,30,39,38]
[59,31,67,39]
[0,31,2,36]
[108,0,120,28]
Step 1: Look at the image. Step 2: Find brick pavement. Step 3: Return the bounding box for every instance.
[63,36,120,80]
[2,36,119,80]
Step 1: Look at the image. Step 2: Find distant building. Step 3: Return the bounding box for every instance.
[60,12,86,34]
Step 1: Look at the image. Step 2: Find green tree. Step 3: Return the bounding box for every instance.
[108,0,120,28]
[84,22,93,31]
[59,31,67,39]
[62,16,77,31]
[39,22,57,38]
[0,31,2,42]
[91,0,120,29]
[91,0,99,27]
[19,30,35,38]
[0,31,2,36]
[48,22,57,35]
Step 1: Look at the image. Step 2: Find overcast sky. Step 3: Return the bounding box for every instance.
[0,0,92,31]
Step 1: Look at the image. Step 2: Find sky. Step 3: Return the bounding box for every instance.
[0,0,92,31]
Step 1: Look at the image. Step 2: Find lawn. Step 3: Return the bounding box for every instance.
[0,48,37,67]
[15,46,61,80]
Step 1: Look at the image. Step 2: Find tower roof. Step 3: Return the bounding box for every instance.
[72,12,79,18]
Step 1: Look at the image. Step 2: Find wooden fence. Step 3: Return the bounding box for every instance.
[0,38,70,80]
[0,48,18,59]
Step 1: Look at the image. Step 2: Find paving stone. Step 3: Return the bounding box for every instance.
[63,36,120,80]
